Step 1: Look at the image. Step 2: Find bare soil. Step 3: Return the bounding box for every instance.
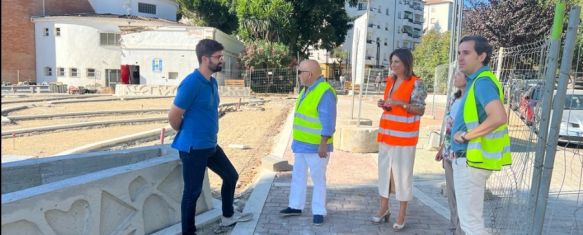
[1,94,293,196]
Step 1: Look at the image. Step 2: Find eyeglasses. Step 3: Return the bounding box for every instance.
[298,70,310,74]
[209,55,224,60]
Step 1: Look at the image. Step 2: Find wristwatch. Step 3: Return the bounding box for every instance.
[402,103,408,110]
[461,132,469,142]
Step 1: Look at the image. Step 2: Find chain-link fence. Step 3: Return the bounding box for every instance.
[473,8,583,234]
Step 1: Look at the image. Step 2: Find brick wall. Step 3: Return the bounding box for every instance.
[1,0,94,85]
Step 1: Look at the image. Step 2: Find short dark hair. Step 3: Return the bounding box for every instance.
[389,48,415,78]
[459,35,492,65]
[195,39,224,64]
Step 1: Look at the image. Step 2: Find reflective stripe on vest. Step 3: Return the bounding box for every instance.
[377,75,421,146]
[463,70,512,171]
[292,81,336,145]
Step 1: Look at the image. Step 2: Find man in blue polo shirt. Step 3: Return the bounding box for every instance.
[451,36,509,235]
[168,39,252,235]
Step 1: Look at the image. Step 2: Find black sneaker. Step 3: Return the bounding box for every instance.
[279,207,302,216]
[313,215,324,225]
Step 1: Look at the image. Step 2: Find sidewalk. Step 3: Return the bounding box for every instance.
[253,147,450,234]
[247,95,451,234]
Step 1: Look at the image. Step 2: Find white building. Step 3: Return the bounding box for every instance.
[423,0,454,33]
[121,26,244,86]
[33,15,179,87]
[310,0,424,72]
[32,0,243,86]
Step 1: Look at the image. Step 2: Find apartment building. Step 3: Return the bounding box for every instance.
[309,0,424,79]
[423,0,454,33]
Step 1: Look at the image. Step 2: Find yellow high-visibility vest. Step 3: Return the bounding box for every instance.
[293,81,336,145]
[464,70,512,171]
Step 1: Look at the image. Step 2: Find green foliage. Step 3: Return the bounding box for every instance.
[412,30,450,92]
[240,40,293,69]
[235,0,294,43]
[288,0,353,55]
[463,0,554,48]
[177,0,238,34]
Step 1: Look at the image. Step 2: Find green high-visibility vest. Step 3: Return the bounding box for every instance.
[293,81,336,145]
[463,70,512,171]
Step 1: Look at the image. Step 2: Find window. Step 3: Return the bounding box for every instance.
[70,68,78,77]
[386,8,390,16]
[168,72,178,80]
[45,67,52,76]
[57,67,65,76]
[100,33,121,46]
[87,68,95,77]
[431,7,436,13]
[378,6,381,13]
[56,27,61,36]
[358,3,365,10]
[398,12,402,19]
[138,2,156,14]
[44,28,49,36]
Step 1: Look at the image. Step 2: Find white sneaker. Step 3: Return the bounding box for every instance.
[220,211,253,227]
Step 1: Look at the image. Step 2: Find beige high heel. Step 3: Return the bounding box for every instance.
[370,209,390,223]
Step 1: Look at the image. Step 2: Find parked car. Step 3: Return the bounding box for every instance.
[532,89,583,146]
[519,84,543,125]
[557,90,583,144]
[508,79,541,111]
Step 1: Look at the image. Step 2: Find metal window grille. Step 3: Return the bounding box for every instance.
[138,3,156,14]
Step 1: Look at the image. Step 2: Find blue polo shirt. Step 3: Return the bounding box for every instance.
[291,77,337,153]
[171,69,220,152]
[451,66,500,152]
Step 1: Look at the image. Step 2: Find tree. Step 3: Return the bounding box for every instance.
[412,30,450,92]
[463,0,554,48]
[235,0,357,57]
[240,40,293,69]
[288,0,354,55]
[177,0,238,34]
[235,0,294,43]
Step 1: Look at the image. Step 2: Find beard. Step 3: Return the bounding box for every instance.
[209,62,223,73]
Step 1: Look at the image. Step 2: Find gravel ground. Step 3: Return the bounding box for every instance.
[1,94,293,198]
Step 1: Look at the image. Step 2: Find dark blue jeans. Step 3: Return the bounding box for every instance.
[179,145,239,235]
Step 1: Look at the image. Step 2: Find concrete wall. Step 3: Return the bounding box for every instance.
[1,145,214,235]
[1,0,95,85]
[88,0,178,21]
[120,26,244,86]
[115,84,250,97]
[34,20,121,87]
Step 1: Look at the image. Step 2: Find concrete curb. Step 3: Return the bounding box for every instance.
[1,117,168,137]
[151,199,223,235]
[231,106,295,234]
[47,96,174,105]
[54,125,175,156]
[1,105,29,115]
[0,94,105,105]
[7,109,169,121]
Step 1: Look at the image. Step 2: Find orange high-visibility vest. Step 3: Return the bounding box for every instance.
[377,75,421,146]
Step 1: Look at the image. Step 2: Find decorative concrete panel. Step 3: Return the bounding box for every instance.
[142,194,177,234]
[45,199,91,235]
[1,146,214,234]
[100,191,136,235]
[129,176,148,202]
[1,220,43,235]
[115,84,250,97]
[115,85,177,96]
